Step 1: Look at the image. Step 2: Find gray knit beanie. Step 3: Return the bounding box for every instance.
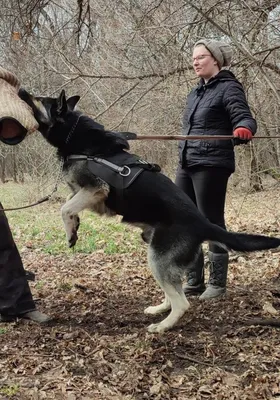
[194,39,233,68]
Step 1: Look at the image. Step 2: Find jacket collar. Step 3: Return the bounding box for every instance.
[196,70,237,91]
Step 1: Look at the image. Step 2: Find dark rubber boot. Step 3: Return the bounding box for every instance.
[199,251,229,300]
[183,248,206,296]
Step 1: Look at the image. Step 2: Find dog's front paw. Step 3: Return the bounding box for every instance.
[68,231,78,248]
[147,323,167,334]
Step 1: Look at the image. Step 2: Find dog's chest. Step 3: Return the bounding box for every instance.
[64,162,110,195]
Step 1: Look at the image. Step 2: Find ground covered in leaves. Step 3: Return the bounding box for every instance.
[1,187,280,399]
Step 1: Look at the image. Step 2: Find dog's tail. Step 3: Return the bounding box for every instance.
[205,222,280,252]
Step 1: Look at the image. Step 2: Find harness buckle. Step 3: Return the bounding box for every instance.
[119,165,131,176]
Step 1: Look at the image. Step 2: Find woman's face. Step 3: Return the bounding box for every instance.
[192,45,220,80]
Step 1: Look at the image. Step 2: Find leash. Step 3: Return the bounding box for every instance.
[0,159,64,212]
[130,135,280,140]
[0,130,278,212]
[0,192,56,212]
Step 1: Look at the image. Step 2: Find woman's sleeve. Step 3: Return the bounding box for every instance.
[223,81,257,134]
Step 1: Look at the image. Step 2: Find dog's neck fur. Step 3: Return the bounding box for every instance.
[45,111,130,159]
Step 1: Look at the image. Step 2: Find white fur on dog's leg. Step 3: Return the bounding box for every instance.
[146,247,190,333]
[144,295,171,315]
[61,209,79,247]
[147,286,190,333]
[61,188,105,247]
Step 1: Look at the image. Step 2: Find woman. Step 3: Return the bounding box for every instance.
[176,39,257,300]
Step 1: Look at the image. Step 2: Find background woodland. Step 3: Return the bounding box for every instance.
[1,0,280,192]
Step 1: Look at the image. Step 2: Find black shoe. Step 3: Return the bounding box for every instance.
[25,270,35,281]
[0,314,16,322]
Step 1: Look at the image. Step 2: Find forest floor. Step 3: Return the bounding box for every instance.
[0,183,280,399]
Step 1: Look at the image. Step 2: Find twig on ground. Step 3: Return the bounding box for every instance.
[175,353,214,366]
[243,319,280,327]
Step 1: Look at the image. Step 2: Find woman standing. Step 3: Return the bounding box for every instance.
[176,39,257,299]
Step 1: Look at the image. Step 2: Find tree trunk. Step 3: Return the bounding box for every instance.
[0,157,6,183]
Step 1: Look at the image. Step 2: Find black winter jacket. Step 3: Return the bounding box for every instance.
[179,70,257,172]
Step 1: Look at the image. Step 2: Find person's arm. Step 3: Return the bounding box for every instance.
[223,81,257,144]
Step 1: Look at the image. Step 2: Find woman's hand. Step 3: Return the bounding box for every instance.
[233,127,253,141]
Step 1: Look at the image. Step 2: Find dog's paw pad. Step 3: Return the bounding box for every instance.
[147,323,166,334]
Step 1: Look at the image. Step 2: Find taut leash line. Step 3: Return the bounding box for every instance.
[0,160,64,212]
[0,195,53,212]
[0,134,278,211]
[131,135,280,140]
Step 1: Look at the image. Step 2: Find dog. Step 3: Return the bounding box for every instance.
[19,88,280,333]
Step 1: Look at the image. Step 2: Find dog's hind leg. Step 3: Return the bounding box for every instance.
[61,187,108,247]
[146,246,190,333]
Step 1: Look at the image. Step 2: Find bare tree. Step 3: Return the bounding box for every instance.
[0,0,280,190]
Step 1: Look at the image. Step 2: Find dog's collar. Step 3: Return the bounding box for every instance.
[65,114,82,145]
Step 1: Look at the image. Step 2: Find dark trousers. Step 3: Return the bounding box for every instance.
[0,203,35,316]
[175,166,231,253]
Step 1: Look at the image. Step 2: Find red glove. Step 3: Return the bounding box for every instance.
[233,127,253,141]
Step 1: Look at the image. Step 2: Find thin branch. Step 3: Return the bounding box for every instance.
[94,80,141,119]
[175,353,214,366]
[111,78,164,130]
[244,319,280,327]
[73,66,192,81]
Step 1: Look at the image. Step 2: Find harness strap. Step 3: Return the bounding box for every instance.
[92,157,126,174]
[65,154,161,190]
[66,155,128,174]
[66,155,160,174]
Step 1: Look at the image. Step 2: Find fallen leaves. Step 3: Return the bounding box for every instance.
[262,301,278,316]
[1,188,280,399]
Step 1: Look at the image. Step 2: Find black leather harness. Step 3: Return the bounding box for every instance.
[66,152,161,189]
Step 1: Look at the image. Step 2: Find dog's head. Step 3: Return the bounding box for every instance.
[18,88,80,137]
[19,89,137,155]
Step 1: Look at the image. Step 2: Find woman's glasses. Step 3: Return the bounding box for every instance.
[193,54,212,62]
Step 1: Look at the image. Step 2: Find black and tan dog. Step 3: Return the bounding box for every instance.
[19,89,280,333]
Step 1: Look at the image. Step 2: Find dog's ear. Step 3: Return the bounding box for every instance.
[57,90,67,115]
[67,96,80,111]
